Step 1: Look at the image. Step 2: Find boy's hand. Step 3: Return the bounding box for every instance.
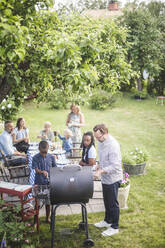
[42,171,48,178]
[93,170,100,180]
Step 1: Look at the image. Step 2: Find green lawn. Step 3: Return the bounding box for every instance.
[4,94,165,248]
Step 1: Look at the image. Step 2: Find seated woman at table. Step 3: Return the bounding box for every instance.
[12,117,30,153]
[57,129,73,157]
[37,121,54,142]
[79,131,96,166]
[32,141,56,223]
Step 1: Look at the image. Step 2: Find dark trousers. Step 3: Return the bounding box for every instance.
[102,181,121,229]
[6,156,27,167]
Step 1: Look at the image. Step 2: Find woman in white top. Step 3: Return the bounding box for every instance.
[79,131,96,166]
[66,104,85,143]
[13,117,29,144]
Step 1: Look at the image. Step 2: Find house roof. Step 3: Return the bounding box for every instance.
[82,9,123,19]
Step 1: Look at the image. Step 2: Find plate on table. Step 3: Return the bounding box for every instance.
[29,142,39,147]
[50,150,66,155]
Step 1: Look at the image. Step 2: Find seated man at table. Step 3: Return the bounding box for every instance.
[32,140,56,223]
[0,120,27,166]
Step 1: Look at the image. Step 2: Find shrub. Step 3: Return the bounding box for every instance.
[0,97,20,121]
[131,88,148,100]
[89,90,118,110]
[47,89,88,110]
[0,200,34,247]
[47,89,69,110]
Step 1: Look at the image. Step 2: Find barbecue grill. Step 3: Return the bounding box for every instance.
[50,165,94,248]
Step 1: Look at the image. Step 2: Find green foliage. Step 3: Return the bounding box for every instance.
[89,90,118,110]
[0,96,20,121]
[123,147,148,165]
[0,0,53,106]
[0,0,134,114]
[145,1,165,95]
[122,3,162,75]
[131,88,148,100]
[47,89,69,110]
[121,1,165,94]
[47,89,88,110]
[0,200,34,247]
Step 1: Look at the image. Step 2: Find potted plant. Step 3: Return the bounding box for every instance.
[108,0,119,11]
[123,147,148,176]
[118,173,130,209]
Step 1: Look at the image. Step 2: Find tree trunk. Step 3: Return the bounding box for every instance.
[137,78,142,91]
[0,77,12,103]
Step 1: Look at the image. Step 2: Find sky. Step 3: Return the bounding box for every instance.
[54,0,165,8]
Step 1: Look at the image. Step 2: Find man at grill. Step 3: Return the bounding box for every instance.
[32,140,56,223]
[93,124,123,237]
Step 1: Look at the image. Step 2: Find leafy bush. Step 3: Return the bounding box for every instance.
[0,97,20,121]
[47,89,89,110]
[0,200,34,247]
[89,90,119,110]
[131,88,148,100]
[47,89,69,110]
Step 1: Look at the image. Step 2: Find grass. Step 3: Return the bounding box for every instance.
[2,94,165,248]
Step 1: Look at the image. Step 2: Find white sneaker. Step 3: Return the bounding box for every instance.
[94,220,111,228]
[102,227,119,236]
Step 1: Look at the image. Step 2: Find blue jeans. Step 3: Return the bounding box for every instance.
[102,181,121,229]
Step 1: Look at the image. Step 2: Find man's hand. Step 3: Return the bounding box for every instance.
[93,168,107,180]
[93,170,101,180]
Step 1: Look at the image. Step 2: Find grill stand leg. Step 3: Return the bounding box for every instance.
[79,204,86,230]
[50,203,94,247]
[81,203,89,239]
[81,203,95,247]
[51,205,58,248]
[50,205,54,231]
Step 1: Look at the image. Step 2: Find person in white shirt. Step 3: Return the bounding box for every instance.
[0,121,26,159]
[93,124,123,237]
[79,131,96,166]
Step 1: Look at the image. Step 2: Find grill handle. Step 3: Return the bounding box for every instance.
[59,165,82,171]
